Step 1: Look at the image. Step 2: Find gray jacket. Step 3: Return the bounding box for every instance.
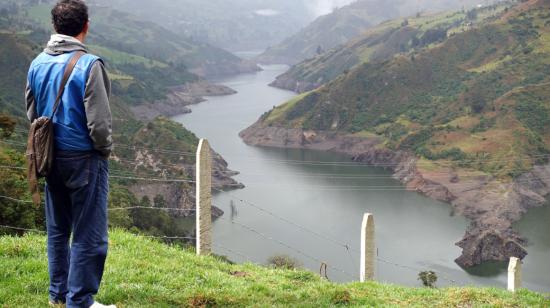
[26,34,113,157]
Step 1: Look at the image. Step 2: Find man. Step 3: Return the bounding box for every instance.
[25,1,114,307]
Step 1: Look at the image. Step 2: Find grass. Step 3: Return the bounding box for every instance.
[265,92,309,124]
[88,45,168,69]
[468,55,513,73]
[1,230,549,307]
[351,130,379,139]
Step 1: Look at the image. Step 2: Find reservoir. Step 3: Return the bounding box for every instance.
[173,65,550,292]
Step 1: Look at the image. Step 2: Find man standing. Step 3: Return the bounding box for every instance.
[26,1,114,307]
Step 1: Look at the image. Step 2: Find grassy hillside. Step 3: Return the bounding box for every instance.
[259,0,550,179]
[0,34,42,120]
[1,230,548,307]
[256,0,496,65]
[271,3,510,93]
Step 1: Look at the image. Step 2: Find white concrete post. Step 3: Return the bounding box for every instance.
[360,213,375,282]
[507,257,522,292]
[196,139,212,256]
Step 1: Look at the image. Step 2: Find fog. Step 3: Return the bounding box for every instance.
[306,0,357,17]
[86,0,499,51]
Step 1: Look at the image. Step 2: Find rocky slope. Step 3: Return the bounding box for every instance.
[130,81,237,121]
[124,153,242,219]
[240,124,550,267]
[113,117,244,219]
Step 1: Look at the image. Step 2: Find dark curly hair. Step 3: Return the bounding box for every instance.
[51,0,89,37]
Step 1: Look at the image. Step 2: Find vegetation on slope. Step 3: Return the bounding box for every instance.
[271,3,510,93]
[260,0,550,179]
[0,4,239,238]
[256,0,494,65]
[1,230,548,307]
[90,0,315,52]
[3,0,258,78]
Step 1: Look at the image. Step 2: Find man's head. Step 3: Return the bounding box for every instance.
[51,0,89,41]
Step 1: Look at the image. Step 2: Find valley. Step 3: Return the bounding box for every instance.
[241,0,550,272]
[0,0,549,295]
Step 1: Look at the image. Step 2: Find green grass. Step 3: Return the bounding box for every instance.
[1,230,548,307]
[88,45,168,69]
[265,92,309,123]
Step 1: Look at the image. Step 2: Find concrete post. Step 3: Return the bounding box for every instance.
[508,257,522,292]
[196,139,212,256]
[360,213,375,282]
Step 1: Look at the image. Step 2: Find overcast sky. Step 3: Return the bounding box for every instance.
[306,0,357,17]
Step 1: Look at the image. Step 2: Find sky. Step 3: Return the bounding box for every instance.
[306,0,357,17]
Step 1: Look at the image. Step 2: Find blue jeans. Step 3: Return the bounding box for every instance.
[45,151,109,308]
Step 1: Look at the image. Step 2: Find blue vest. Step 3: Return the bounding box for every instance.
[28,51,102,152]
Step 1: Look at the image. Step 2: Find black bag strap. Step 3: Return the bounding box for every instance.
[50,51,85,118]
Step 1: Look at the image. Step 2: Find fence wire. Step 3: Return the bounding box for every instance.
[0,138,487,287]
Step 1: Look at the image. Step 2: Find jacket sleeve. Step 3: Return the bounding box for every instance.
[25,81,37,122]
[84,60,113,158]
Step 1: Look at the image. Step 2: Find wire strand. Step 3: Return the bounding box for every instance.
[217,215,356,280]
[214,189,361,253]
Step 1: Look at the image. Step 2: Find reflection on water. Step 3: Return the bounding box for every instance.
[464,261,508,278]
[173,65,550,292]
[514,203,550,292]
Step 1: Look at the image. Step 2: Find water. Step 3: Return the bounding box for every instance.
[173,65,550,292]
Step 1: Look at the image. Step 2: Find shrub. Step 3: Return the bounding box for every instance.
[471,116,496,133]
[0,113,15,138]
[331,290,352,305]
[419,271,438,288]
[268,255,301,270]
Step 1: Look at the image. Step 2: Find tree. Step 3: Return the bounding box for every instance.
[316,45,324,55]
[420,28,448,46]
[154,194,167,208]
[0,114,16,138]
[467,9,478,21]
[465,85,487,114]
[268,255,301,269]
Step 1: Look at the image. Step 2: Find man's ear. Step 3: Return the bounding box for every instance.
[83,20,90,35]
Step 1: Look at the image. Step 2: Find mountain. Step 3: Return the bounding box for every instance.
[6,0,259,78]
[271,4,509,93]
[241,0,550,267]
[256,0,501,65]
[89,0,315,52]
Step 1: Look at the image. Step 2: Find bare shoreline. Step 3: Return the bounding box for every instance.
[239,122,550,268]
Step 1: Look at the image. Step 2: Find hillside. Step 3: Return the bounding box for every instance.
[3,0,259,78]
[0,27,241,238]
[271,3,510,93]
[256,0,495,65]
[241,0,550,268]
[1,230,548,307]
[89,0,315,52]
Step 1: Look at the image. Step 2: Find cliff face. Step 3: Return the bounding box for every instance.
[122,147,243,219]
[240,122,550,267]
